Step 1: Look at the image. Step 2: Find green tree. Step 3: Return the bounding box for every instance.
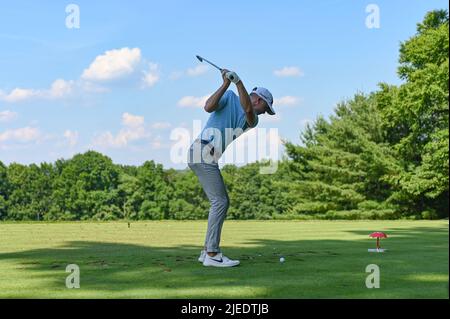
[165,169,209,219]
[117,172,141,220]
[285,94,401,219]
[379,10,449,218]
[135,161,169,219]
[283,10,449,219]
[5,163,53,220]
[0,161,8,219]
[51,151,120,220]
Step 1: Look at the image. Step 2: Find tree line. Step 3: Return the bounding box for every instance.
[0,10,448,221]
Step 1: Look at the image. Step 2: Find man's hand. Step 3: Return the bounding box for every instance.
[221,69,231,86]
[222,69,241,84]
[226,71,240,84]
[203,68,241,114]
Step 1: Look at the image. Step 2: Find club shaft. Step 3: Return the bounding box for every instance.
[200,57,222,71]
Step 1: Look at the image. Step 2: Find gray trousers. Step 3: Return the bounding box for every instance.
[187,141,229,253]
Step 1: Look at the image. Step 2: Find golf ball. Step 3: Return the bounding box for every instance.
[280,257,285,263]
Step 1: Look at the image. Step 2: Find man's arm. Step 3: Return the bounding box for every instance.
[204,70,231,113]
[236,81,257,127]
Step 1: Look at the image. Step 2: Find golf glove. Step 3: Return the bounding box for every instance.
[226,71,240,84]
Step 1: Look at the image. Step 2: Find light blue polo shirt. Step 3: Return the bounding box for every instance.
[199,90,258,156]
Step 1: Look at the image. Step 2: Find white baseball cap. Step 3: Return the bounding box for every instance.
[251,87,275,115]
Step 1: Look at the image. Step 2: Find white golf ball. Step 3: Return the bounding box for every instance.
[279,257,285,263]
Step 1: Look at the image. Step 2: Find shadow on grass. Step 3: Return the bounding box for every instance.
[0,225,448,298]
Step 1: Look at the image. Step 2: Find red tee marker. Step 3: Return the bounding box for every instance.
[369,232,388,251]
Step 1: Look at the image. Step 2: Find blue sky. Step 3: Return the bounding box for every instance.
[0,0,448,168]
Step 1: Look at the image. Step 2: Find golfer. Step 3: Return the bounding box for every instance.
[187,69,275,267]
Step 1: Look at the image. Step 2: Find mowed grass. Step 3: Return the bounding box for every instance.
[0,220,448,298]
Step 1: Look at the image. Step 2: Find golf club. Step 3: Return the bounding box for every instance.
[196,55,236,82]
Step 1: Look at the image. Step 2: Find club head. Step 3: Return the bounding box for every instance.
[196,55,204,62]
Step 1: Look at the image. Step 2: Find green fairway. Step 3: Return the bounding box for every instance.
[0,220,448,298]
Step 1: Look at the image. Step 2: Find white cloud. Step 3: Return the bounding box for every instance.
[177,95,209,108]
[81,47,142,81]
[64,130,79,147]
[122,112,144,128]
[274,96,302,106]
[169,64,209,80]
[0,127,41,143]
[49,79,74,98]
[141,63,160,88]
[187,64,209,77]
[0,79,74,103]
[274,66,304,77]
[93,132,117,148]
[1,88,38,102]
[151,122,172,129]
[93,112,151,148]
[93,128,149,148]
[1,47,161,103]
[0,110,18,122]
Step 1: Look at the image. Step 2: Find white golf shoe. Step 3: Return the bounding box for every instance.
[203,253,240,267]
[198,250,206,263]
